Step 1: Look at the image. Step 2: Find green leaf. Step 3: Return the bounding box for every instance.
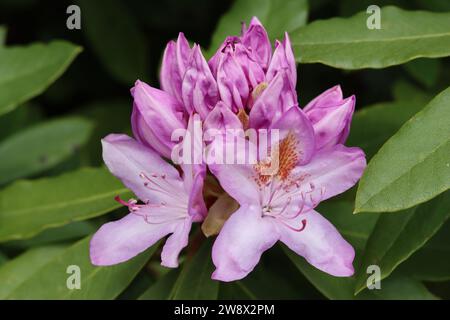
[139,269,180,300]
[347,101,424,159]
[283,200,436,299]
[354,192,450,294]
[400,220,450,282]
[0,26,6,45]
[4,236,157,299]
[0,103,43,140]
[391,80,430,103]
[0,246,66,299]
[207,0,308,56]
[0,251,8,266]
[78,99,131,165]
[77,0,149,84]
[284,248,436,300]
[290,6,450,69]
[0,117,93,185]
[355,86,450,213]
[170,239,219,300]
[318,200,378,252]
[0,40,81,116]
[404,58,441,88]
[0,167,131,242]
[4,221,97,250]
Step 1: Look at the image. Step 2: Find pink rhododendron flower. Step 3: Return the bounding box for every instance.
[304,85,355,151]
[209,17,296,116]
[208,106,366,281]
[90,116,206,267]
[90,16,367,283]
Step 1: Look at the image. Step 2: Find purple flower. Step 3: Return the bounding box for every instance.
[131,80,187,159]
[207,106,366,281]
[304,85,355,150]
[209,17,297,114]
[90,116,206,267]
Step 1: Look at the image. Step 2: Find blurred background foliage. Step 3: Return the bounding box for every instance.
[0,0,449,300]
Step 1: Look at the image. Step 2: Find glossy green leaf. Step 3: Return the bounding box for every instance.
[391,80,430,103]
[4,236,157,299]
[78,99,131,165]
[5,221,97,250]
[77,0,148,84]
[0,103,43,140]
[347,101,424,159]
[0,167,131,242]
[0,251,8,266]
[400,221,450,282]
[0,26,6,45]
[0,117,93,184]
[354,192,450,294]
[0,246,66,299]
[291,6,450,69]
[404,58,441,88]
[207,0,308,56]
[0,41,81,116]
[284,248,436,300]
[139,269,180,300]
[355,86,450,213]
[170,239,219,300]
[318,200,379,252]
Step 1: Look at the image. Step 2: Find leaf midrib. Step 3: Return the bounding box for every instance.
[293,32,450,46]
[1,188,129,218]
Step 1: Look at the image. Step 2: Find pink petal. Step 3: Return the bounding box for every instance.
[131,80,186,158]
[292,145,366,207]
[216,50,249,112]
[304,85,343,112]
[211,205,279,281]
[241,17,271,70]
[249,70,297,129]
[90,213,178,266]
[266,33,296,88]
[270,106,315,165]
[101,134,184,204]
[182,45,218,119]
[204,101,243,134]
[161,217,193,268]
[304,87,355,150]
[160,33,191,104]
[207,137,260,206]
[279,210,355,276]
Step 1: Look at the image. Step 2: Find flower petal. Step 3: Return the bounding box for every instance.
[207,137,260,206]
[161,217,193,268]
[304,86,355,150]
[266,33,296,87]
[204,101,243,134]
[212,205,279,281]
[270,106,315,165]
[102,134,184,203]
[279,210,355,276]
[248,70,297,129]
[216,50,249,111]
[131,80,186,158]
[292,145,366,207]
[160,33,191,104]
[90,213,177,266]
[182,45,218,119]
[241,17,271,70]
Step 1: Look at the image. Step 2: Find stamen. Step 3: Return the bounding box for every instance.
[279,219,307,232]
[114,195,131,207]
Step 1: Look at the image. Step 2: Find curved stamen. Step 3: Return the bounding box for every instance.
[278,219,307,232]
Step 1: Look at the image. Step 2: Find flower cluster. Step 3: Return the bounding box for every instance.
[90,17,366,282]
